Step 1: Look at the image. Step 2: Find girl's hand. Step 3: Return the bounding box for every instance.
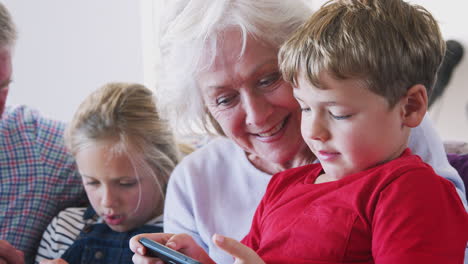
[130,233,215,264]
[213,234,265,264]
[130,233,175,264]
[39,259,68,264]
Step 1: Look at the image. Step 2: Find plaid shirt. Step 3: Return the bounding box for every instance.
[0,106,86,264]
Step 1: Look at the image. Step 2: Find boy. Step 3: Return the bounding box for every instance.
[131,0,468,263]
[239,0,468,263]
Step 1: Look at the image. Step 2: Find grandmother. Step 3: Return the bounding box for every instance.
[131,0,467,263]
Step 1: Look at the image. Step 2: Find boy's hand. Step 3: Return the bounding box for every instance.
[213,234,265,264]
[0,240,24,264]
[130,233,215,264]
[39,259,68,264]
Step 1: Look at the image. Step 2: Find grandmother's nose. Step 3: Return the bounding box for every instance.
[243,93,273,126]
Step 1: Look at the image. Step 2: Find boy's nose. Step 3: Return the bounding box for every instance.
[303,115,330,142]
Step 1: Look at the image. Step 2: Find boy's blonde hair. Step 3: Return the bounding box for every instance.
[279,0,445,107]
[65,82,180,210]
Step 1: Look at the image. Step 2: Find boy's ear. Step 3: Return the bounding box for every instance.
[401,84,428,128]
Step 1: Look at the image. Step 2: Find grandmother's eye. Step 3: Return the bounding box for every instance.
[258,72,281,88]
[216,95,235,106]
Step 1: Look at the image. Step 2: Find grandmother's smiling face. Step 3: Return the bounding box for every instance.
[197,29,306,171]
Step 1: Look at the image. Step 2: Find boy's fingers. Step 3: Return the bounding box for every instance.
[212,234,265,264]
[166,234,216,264]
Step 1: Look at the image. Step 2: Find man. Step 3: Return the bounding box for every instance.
[0,3,85,263]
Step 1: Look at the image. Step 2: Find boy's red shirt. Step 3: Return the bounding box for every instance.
[242,149,468,264]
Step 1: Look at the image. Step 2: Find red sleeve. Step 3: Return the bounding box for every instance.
[372,167,468,264]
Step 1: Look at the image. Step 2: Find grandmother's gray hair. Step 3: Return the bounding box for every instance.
[157,0,312,136]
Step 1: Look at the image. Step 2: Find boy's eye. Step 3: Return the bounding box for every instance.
[85,181,99,186]
[300,107,311,113]
[329,111,352,120]
[297,102,311,113]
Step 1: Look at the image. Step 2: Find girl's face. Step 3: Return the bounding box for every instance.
[75,142,162,232]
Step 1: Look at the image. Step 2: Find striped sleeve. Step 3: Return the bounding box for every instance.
[34,208,87,263]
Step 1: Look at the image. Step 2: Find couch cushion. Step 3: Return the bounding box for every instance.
[447,153,468,201]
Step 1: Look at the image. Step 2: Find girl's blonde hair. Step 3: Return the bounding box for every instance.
[65,82,181,212]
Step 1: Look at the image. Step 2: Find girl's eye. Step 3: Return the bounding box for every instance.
[85,181,99,186]
[258,72,281,88]
[329,111,352,120]
[120,181,137,187]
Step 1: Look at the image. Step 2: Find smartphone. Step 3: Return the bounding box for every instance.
[139,237,203,264]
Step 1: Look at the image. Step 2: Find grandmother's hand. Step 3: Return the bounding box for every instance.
[0,240,24,264]
[213,234,265,264]
[130,233,215,264]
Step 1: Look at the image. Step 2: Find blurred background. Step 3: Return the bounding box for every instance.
[3,0,468,142]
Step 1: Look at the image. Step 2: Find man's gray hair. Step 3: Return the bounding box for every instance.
[0,3,16,47]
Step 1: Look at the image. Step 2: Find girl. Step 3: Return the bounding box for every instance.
[35,82,184,263]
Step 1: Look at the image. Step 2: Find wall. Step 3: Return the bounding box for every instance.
[3,0,145,122]
[3,0,468,142]
[415,0,468,142]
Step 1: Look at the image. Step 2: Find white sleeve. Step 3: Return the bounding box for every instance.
[408,113,467,208]
[34,216,63,263]
[163,165,208,251]
[34,208,83,263]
